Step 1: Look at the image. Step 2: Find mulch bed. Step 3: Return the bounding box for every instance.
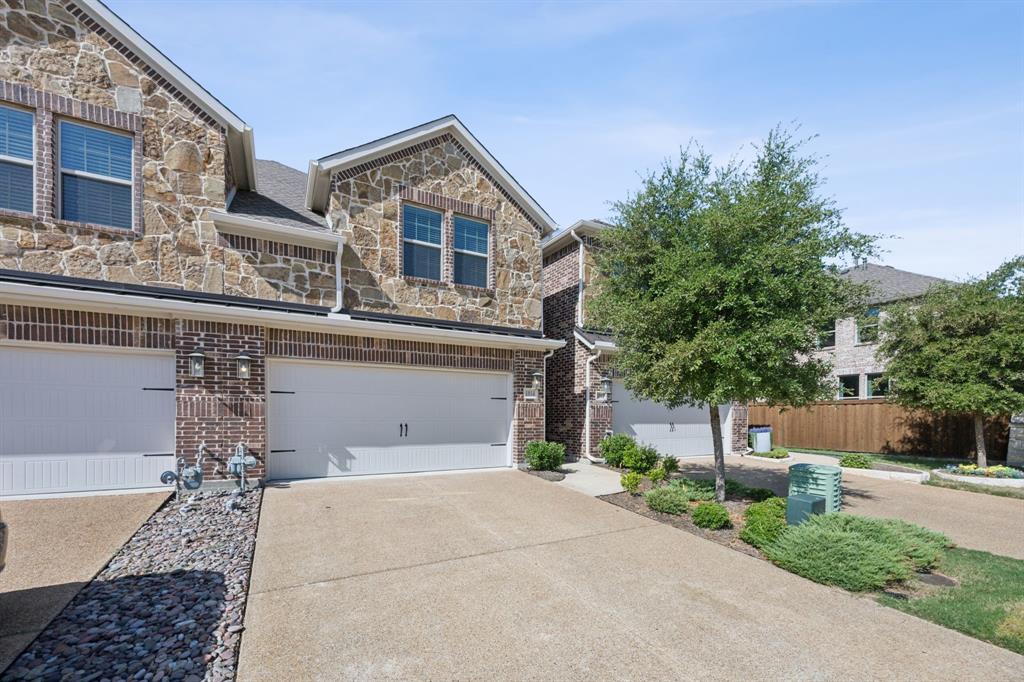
[599,484,763,559]
[3,488,262,682]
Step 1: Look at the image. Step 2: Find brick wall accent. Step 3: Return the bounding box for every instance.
[513,349,546,463]
[731,401,749,452]
[175,320,266,481]
[0,304,172,348]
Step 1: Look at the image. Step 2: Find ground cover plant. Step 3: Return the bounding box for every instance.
[762,514,950,592]
[839,453,873,469]
[692,502,732,529]
[644,485,690,515]
[738,497,787,550]
[525,440,566,471]
[748,447,789,459]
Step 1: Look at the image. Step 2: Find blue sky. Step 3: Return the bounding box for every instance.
[110,0,1023,281]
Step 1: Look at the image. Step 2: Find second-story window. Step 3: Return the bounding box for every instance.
[59,120,133,229]
[402,204,443,280]
[817,322,836,349]
[0,105,34,214]
[857,307,880,344]
[453,216,488,288]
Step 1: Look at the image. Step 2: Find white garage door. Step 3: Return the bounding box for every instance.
[0,345,176,497]
[268,361,513,480]
[612,380,731,457]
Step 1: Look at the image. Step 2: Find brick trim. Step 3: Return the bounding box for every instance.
[333,132,543,234]
[0,304,173,348]
[398,185,496,222]
[0,79,145,237]
[267,328,514,372]
[220,233,334,265]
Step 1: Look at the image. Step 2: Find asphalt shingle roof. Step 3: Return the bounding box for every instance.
[841,263,949,304]
[227,159,327,232]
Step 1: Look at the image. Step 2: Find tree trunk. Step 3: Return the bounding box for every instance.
[709,403,726,503]
[974,413,988,468]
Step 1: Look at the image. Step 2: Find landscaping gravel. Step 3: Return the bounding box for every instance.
[2,489,262,682]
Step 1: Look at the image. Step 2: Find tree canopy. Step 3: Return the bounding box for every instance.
[877,257,1024,465]
[591,128,876,500]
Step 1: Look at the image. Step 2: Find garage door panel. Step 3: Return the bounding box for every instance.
[0,346,175,496]
[269,362,511,480]
[613,380,731,458]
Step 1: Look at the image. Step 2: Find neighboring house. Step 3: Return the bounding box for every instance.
[0,1,562,497]
[816,262,948,399]
[542,220,748,461]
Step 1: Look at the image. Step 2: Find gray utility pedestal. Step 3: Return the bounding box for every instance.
[786,494,826,525]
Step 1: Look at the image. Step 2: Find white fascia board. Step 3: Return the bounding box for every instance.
[78,0,257,190]
[306,115,558,235]
[573,329,618,353]
[209,211,344,250]
[0,282,565,352]
[542,219,612,255]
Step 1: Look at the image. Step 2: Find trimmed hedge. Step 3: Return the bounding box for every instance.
[525,440,566,471]
[839,453,873,469]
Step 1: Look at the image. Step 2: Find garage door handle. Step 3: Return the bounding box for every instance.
[490,397,507,400]
[270,449,295,454]
[490,443,506,447]
[142,387,174,391]
[143,452,173,457]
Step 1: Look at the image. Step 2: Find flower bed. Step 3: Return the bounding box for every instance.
[945,464,1024,479]
[4,489,262,682]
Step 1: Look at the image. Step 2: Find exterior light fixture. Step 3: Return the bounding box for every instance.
[188,350,205,378]
[600,375,613,402]
[532,371,543,391]
[235,353,252,380]
[525,371,543,401]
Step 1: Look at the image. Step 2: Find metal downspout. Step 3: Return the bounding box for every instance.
[569,229,585,327]
[584,348,602,461]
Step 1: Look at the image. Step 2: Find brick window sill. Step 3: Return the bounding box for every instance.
[0,208,37,224]
[51,219,139,239]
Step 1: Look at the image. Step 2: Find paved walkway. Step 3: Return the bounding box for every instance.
[239,470,1021,680]
[556,459,624,496]
[0,491,169,672]
[675,453,1024,559]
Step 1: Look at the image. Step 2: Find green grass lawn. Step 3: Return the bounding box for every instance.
[879,548,1024,655]
[924,475,1024,501]
[786,447,961,472]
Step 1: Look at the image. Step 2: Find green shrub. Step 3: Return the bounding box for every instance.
[750,447,789,459]
[744,487,777,502]
[525,440,566,471]
[692,502,732,529]
[839,453,873,469]
[648,467,667,485]
[660,456,679,475]
[600,434,636,468]
[740,497,787,549]
[671,478,716,502]
[764,514,951,591]
[644,485,689,515]
[621,471,643,495]
[624,444,659,473]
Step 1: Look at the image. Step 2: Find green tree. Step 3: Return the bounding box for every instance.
[877,257,1024,466]
[591,129,875,501]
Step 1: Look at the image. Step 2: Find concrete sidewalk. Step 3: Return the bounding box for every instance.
[239,470,1022,680]
[555,459,624,496]
[0,491,169,672]
[676,454,1024,559]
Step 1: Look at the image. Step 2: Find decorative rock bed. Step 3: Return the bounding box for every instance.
[2,489,262,682]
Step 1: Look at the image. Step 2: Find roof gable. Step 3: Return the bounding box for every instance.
[841,263,950,304]
[305,115,557,235]
[75,0,257,189]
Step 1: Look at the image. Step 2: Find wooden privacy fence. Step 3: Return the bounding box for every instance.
[748,399,1009,460]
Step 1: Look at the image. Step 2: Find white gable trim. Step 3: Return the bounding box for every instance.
[305,115,557,235]
[541,219,612,255]
[77,0,257,190]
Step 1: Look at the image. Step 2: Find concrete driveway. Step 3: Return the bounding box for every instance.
[0,491,169,672]
[675,453,1024,560]
[239,470,1022,680]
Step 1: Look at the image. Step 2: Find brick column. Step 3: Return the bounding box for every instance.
[175,320,266,483]
[730,401,749,453]
[512,349,546,464]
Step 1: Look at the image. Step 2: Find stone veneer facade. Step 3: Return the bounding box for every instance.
[327,133,543,330]
[543,237,748,460]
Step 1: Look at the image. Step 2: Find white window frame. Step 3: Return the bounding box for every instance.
[452,214,489,288]
[0,103,35,215]
[402,204,443,280]
[56,118,134,229]
[837,374,860,399]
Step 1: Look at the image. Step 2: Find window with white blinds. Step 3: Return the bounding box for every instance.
[59,120,133,229]
[0,105,34,214]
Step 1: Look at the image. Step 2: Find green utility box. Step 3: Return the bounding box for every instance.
[786,493,826,525]
[788,463,843,512]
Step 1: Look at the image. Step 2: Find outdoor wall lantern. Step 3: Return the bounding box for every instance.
[188,350,205,378]
[235,353,252,380]
[525,371,543,401]
[600,375,613,402]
